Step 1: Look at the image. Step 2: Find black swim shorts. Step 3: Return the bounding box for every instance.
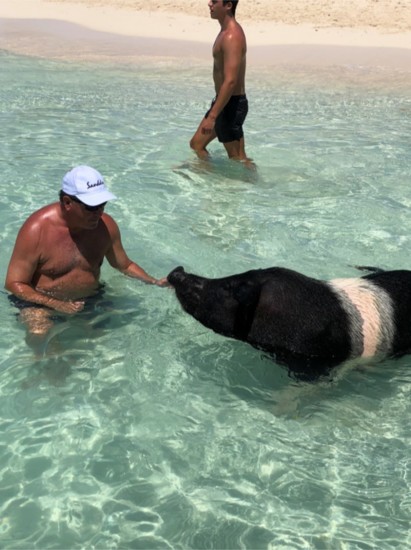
[205,95,248,143]
[8,295,45,311]
[8,284,108,318]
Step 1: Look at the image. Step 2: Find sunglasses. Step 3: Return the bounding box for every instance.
[69,195,107,212]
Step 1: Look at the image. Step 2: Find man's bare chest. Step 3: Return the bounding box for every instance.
[39,230,107,277]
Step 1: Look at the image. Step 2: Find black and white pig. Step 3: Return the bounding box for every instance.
[167,266,411,379]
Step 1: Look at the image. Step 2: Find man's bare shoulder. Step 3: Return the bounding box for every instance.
[18,203,62,236]
[99,212,121,237]
[100,211,117,227]
[221,20,246,48]
[25,202,60,222]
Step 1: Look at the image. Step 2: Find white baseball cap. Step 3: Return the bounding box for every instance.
[62,165,117,206]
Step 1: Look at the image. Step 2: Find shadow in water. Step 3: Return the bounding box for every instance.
[173,155,260,185]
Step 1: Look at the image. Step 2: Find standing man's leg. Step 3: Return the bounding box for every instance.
[189,117,217,160]
[219,96,253,164]
[223,137,247,160]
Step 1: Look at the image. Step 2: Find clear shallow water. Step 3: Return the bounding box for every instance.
[0,51,411,549]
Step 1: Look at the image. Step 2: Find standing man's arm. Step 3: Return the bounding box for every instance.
[103,215,168,287]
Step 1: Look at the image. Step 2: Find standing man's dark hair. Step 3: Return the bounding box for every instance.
[190,0,252,164]
[223,0,238,17]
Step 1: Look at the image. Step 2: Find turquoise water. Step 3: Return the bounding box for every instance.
[1,50,411,549]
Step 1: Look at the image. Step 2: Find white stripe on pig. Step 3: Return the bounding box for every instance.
[329,278,395,358]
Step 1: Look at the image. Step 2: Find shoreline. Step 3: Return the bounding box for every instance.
[0,1,410,71]
[2,18,411,73]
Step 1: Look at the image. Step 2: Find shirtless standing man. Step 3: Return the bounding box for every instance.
[5,165,168,351]
[189,0,250,161]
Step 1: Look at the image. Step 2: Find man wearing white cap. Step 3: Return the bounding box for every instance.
[5,165,168,349]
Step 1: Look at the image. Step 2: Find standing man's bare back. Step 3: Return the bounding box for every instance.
[190,0,251,162]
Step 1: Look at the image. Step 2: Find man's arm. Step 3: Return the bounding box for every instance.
[5,218,85,313]
[103,215,168,287]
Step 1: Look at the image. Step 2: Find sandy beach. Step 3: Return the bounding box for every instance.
[0,0,411,70]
